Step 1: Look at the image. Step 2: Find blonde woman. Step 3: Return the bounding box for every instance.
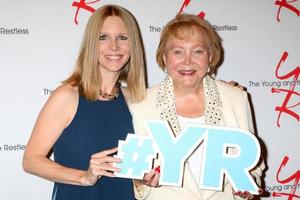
[23,5,145,200]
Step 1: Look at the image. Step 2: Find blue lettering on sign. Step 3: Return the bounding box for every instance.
[115,134,156,179]
[200,126,260,194]
[145,120,206,186]
[115,120,261,194]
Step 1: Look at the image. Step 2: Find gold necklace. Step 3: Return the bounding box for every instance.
[99,84,119,100]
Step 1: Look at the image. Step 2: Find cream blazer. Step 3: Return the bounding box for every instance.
[129,79,265,200]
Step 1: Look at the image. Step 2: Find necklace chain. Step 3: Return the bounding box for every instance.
[99,84,119,100]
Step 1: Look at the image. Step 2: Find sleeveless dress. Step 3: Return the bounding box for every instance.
[52,90,135,200]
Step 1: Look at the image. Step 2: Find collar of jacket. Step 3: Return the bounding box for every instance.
[155,75,223,136]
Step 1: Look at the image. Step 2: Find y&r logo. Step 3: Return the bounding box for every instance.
[273,156,300,199]
[271,51,300,127]
[275,0,300,22]
[178,0,206,18]
[72,0,101,25]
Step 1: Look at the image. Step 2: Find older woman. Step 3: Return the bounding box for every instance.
[130,14,265,200]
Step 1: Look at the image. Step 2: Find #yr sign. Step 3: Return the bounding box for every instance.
[114,120,261,194]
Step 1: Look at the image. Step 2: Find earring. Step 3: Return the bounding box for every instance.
[163,67,168,74]
[207,65,211,74]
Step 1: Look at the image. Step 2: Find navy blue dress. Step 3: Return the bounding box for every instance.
[52,90,135,200]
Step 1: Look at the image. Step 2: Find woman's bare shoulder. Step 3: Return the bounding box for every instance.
[47,84,78,105]
[42,84,79,116]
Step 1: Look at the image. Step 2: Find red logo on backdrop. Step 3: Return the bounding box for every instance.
[178,0,206,18]
[273,156,300,199]
[72,0,101,25]
[271,51,300,127]
[72,0,207,25]
[275,0,300,22]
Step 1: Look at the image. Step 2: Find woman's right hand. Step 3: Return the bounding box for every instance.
[83,147,122,186]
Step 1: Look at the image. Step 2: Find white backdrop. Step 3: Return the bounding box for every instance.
[0,0,299,199]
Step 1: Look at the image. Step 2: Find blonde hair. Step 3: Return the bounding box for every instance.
[156,14,222,75]
[64,5,146,102]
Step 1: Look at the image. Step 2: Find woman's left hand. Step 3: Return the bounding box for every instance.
[233,188,263,199]
[140,166,160,187]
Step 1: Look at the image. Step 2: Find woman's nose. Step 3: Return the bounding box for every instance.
[183,53,192,65]
[110,39,120,51]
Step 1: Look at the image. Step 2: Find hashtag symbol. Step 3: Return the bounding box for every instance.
[115,134,156,179]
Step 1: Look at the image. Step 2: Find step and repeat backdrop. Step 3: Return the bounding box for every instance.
[0,0,299,199]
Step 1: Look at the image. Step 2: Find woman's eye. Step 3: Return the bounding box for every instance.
[99,34,108,40]
[118,35,128,40]
[194,49,203,54]
[173,50,183,55]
